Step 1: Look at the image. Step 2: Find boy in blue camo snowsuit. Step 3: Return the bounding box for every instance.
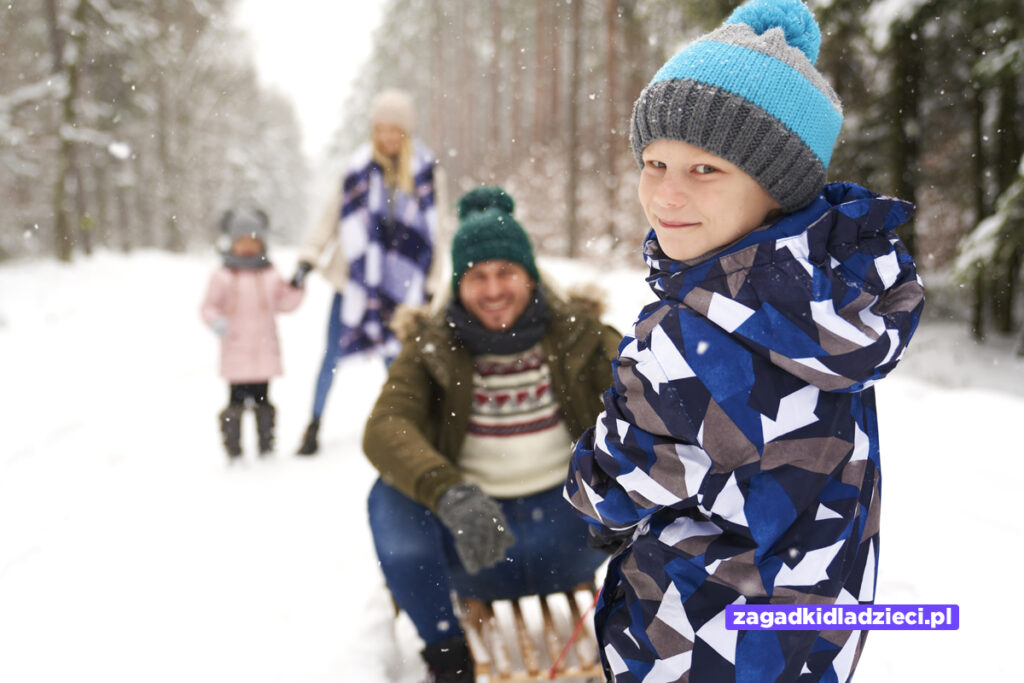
[563,1,925,681]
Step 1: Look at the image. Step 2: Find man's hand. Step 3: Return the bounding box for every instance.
[435,482,516,575]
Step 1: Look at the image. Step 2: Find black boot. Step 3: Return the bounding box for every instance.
[219,405,244,458]
[254,402,276,455]
[296,417,320,455]
[421,636,473,683]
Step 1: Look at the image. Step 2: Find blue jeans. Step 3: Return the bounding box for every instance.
[367,479,606,645]
[311,293,392,418]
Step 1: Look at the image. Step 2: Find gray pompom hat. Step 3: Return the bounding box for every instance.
[630,0,843,213]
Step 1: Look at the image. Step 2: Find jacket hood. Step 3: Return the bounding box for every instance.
[643,182,924,392]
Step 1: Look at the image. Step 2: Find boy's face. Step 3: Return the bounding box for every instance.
[638,139,780,261]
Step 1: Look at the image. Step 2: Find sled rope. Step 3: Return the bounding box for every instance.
[547,587,601,680]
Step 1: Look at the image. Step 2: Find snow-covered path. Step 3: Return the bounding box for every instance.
[2,250,1021,681]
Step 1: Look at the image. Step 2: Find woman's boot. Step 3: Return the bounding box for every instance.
[296,416,320,455]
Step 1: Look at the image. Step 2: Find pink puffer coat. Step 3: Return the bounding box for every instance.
[200,266,304,382]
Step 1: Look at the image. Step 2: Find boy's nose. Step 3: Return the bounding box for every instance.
[656,179,687,208]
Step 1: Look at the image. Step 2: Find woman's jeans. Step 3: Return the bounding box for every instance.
[367,478,606,645]
[311,293,392,418]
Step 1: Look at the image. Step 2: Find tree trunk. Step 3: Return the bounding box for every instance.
[74,164,93,256]
[547,4,561,143]
[968,4,989,341]
[532,1,549,147]
[489,0,503,177]
[509,3,525,161]
[991,75,1022,334]
[605,0,619,241]
[94,163,110,248]
[889,19,921,260]
[430,0,445,158]
[154,0,185,252]
[114,161,134,253]
[566,0,582,257]
[45,0,86,263]
[971,268,986,342]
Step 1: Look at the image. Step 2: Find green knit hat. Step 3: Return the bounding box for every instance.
[450,186,539,293]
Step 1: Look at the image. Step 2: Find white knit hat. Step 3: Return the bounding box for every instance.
[369,89,415,133]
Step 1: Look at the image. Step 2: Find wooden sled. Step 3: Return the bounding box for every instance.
[452,584,604,682]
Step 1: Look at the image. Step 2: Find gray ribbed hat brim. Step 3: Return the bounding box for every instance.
[630,79,826,213]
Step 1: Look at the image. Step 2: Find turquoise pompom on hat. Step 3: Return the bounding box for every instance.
[630,0,843,212]
[450,187,539,294]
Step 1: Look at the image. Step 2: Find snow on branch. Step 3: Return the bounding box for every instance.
[84,0,160,48]
[0,75,69,115]
[955,159,1024,276]
[0,75,68,147]
[975,36,1024,80]
[59,122,113,149]
[864,0,931,51]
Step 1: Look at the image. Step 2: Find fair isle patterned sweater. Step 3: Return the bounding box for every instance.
[460,344,573,498]
[565,183,925,683]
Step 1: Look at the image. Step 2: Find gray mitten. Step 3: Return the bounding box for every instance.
[435,482,516,575]
[210,316,229,338]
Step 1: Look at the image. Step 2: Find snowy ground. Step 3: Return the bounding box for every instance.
[2,248,1022,682]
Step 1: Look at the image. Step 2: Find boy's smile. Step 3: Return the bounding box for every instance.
[638,139,780,261]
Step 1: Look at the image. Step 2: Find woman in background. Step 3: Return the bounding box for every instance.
[291,89,441,455]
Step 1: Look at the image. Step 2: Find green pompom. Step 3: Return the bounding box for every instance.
[456,186,515,220]
[450,187,537,294]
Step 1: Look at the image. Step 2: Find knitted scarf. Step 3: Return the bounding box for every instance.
[335,141,437,358]
[221,252,270,270]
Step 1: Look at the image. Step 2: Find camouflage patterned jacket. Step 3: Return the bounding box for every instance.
[565,182,925,683]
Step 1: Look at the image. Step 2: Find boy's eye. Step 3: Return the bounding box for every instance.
[694,164,718,175]
[644,159,666,170]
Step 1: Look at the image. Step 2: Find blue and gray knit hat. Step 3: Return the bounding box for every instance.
[630,0,842,213]
[451,186,539,294]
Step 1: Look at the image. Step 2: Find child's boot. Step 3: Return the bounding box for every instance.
[255,402,276,455]
[296,416,320,455]
[219,405,244,459]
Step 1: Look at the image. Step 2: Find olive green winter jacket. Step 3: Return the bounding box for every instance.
[362,287,621,511]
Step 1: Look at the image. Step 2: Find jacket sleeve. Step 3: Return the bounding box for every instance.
[297,190,343,266]
[573,321,624,435]
[565,308,719,534]
[199,270,228,327]
[362,341,464,511]
[269,269,305,313]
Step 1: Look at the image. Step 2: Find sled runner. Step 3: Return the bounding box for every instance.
[452,584,603,682]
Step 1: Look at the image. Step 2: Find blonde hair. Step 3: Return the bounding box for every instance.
[372,134,414,195]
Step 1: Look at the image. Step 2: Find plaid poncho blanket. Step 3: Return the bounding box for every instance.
[336,141,437,359]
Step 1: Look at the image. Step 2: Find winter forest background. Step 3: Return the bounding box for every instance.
[3,0,1023,342]
[2,2,1024,681]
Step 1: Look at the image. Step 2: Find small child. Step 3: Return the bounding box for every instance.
[564,1,926,681]
[200,206,304,461]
